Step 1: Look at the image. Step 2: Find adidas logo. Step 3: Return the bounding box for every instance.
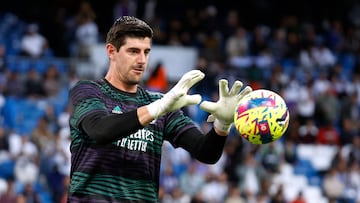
[112,106,123,114]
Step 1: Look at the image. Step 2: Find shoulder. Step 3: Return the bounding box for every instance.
[70,79,103,91]
[137,86,163,101]
[69,79,105,100]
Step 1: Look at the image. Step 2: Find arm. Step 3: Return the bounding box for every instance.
[79,70,205,144]
[80,105,162,144]
[176,127,227,164]
[80,109,142,144]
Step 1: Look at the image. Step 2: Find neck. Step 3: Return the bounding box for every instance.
[104,74,137,93]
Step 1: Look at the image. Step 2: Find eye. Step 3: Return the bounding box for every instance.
[126,48,140,56]
[145,49,151,56]
[129,49,138,54]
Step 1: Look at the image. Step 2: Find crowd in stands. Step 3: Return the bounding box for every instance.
[0,0,360,203]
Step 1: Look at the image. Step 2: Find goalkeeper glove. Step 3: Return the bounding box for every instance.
[147,70,205,118]
[200,79,252,133]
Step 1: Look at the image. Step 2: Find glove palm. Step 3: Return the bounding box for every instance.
[147,70,204,118]
[200,79,252,133]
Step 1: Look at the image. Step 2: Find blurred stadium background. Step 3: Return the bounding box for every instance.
[0,0,359,203]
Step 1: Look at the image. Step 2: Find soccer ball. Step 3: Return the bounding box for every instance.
[234,89,290,144]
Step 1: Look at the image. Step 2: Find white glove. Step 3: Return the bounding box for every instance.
[147,70,205,118]
[200,79,252,133]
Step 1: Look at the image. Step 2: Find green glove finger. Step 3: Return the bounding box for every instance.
[183,94,202,105]
[206,114,216,122]
[200,101,218,112]
[176,70,205,90]
[219,79,229,98]
[228,80,243,96]
[236,86,253,100]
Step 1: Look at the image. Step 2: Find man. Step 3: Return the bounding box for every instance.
[68,16,252,202]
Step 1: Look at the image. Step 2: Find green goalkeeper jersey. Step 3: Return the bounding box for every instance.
[68,79,198,203]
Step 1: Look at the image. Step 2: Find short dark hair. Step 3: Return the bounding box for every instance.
[106,16,153,51]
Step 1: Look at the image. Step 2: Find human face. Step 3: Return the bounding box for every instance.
[106,37,151,91]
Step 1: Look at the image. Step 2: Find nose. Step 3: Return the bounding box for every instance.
[137,52,147,64]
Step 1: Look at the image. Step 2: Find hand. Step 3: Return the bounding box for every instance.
[200,79,252,133]
[147,70,205,118]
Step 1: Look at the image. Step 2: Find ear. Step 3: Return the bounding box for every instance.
[106,43,116,59]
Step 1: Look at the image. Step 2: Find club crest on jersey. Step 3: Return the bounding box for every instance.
[112,106,123,114]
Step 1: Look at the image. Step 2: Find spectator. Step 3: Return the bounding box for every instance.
[298,42,317,71]
[344,160,360,202]
[323,166,346,201]
[225,26,249,59]
[46,162,67,203]
[0,44,7,72]
[339,92,360,145]
[264,63,289,92]
[113,0,137,20]
[341,135,360,166]
[164,187,191,203]
[42,104,59,133]
[257,141,283,173]
[296,81,316,125]
[224,184,246,203]
[283,139,297,165]
[269,184,286,203]
[297,119,318,144]
[0,127,10,161]
[17,182,41,203]
[236,152,267,197]
[315,85,341,126]
[312,42,337,71]
[160,162,179,194]
[268,28,288,62]
[316,121,341,145]
[179,161,205,196]
[4,71,24,97]
[31,116,55,155]
[221,10,240,39]
[20,23,51,58]
[146,62,168,93]
[249,25,269,56]
[73,1,99,58]
[284,31,301,61]
[343,25,360,53]
[42,64,62,98]
[324,19,345,54]
[53,127,71,177]
[0,178,18,203]
[13,136,39,184]
[200,172,229,203]
[289,191,307,203]
[24,68,46,98]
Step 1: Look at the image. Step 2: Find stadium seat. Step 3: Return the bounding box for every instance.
[280,58,297,75]
[0,160,15,179]
[339,53,355,79]
[33,60,48,74]
[2,96,19,130]
[17,59,32,73]
[52,59,67,74]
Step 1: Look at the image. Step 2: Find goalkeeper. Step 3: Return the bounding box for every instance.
[68,16,252,203]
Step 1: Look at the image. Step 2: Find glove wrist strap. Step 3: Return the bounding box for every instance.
[147,99,163,119]
[214,119,231,134]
